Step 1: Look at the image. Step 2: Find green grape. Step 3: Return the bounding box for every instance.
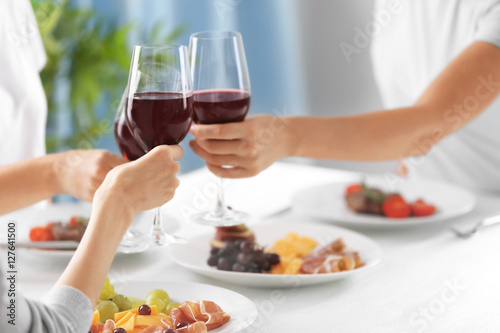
[128,296,146,309]
[164,302,181,315]
[146,298,166,312]
[96,300,119,323]
[146,289,170,305]
[99,277,117,301]
[112,294,132,312]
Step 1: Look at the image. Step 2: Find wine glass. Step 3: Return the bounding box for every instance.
[189,31,251,226]
[125,44,194,246]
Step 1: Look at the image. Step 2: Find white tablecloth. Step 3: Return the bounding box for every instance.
[8,162,500,333]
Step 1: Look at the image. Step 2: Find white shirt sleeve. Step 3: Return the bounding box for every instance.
[476,1,500,48]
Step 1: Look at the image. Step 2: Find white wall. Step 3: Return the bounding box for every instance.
[294,0,398,174]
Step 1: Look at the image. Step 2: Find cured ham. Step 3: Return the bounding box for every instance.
[171,300,230,331]
[299,238,364,274]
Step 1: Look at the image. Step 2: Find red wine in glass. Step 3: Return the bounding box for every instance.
[127,92,194,149]
[193,89,250,124]
[114,118,145,161]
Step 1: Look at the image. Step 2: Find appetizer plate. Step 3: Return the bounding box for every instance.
[0,203,179,257]
[119,281,257,333]
[170,222,382,288]
[291,176,476,227]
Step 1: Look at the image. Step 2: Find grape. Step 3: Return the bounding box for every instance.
[146,289,170,305]
[253,249,265,264]
[240,240,254,254]
[210,247,219,256]
[219,242,237,258]
[232,263,246,272]
[217,257,232,271]
[247,266,260,273]
[261,259,271,271]
[265,253,280,265]
[96,300,119,323]
[164,302,181,315]
[111,294,132,312]
[113,329,126,333]
[138,304,151,315]
[234,240,243,248]
[207,255,218,267]
[99,277,117,301]
[176,321,189,329]
[163,329,176,333]
[147,298,166,312]
[237,252,252,265]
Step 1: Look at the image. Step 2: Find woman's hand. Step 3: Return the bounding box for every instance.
[189,114,294,178]
[54,150,127,201]
[94,145,183,219]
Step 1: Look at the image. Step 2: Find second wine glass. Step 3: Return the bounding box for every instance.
[189,31,251,226]
[125,44,194,246]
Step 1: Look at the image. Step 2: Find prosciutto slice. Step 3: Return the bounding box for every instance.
[171,300,230,331]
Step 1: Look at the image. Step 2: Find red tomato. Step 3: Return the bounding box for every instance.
[345,184,363,195]
[29,226,54,242]
[412,199,436,217]
[382,194,411,218]
[68,216,78,227]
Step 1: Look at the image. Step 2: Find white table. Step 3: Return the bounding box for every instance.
[9,162,500,333]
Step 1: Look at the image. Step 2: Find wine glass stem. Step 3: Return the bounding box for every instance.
[215,177,227,217]
[152,206,163,245]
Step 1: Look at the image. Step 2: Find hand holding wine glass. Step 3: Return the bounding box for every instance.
[125,44,193,246]
[188,31,251,226]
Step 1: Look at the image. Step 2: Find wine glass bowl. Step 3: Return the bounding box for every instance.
[189,31,251,226]
[124,44,193,246]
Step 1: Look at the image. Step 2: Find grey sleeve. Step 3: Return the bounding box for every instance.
[476,1,500,48]
[1,268,94,333]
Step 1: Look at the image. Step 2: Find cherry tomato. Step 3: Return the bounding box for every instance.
[345,184,363,195]
[382,194,411,218]
[412,199,436,217]
[29,226,54,242]
[68,216,78,227]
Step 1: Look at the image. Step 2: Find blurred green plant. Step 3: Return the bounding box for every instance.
[31,0,186,152]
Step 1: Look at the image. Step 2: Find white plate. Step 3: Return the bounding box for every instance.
[170,222,382,288]
[115,281,257,332]
[292,176,476,227]
[0,203,179,258]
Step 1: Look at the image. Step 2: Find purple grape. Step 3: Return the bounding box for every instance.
[237,252,252,265]
[207,255,218,267]
[113,329,127,333]
[210,247,220,255]
[265,253,280,265]
[138,304,151,315]
[217,257,232,271]
[219,242,237,258]
[163,329,177,333]
[240,240,254,254]
[232,263,246,272]
[177,321,189,329]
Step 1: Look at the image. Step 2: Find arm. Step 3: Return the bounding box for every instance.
[0,150,126,215]
[2,145,182,333]
[189,41,500,178]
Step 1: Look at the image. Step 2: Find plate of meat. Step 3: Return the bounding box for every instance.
[170,222,381,288]
[291,175,476,227]
[0,203,179,258]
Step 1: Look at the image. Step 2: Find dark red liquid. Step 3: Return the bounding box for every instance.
[193,90,250,124]
[126,92,194,150]
[114,117,145,161]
